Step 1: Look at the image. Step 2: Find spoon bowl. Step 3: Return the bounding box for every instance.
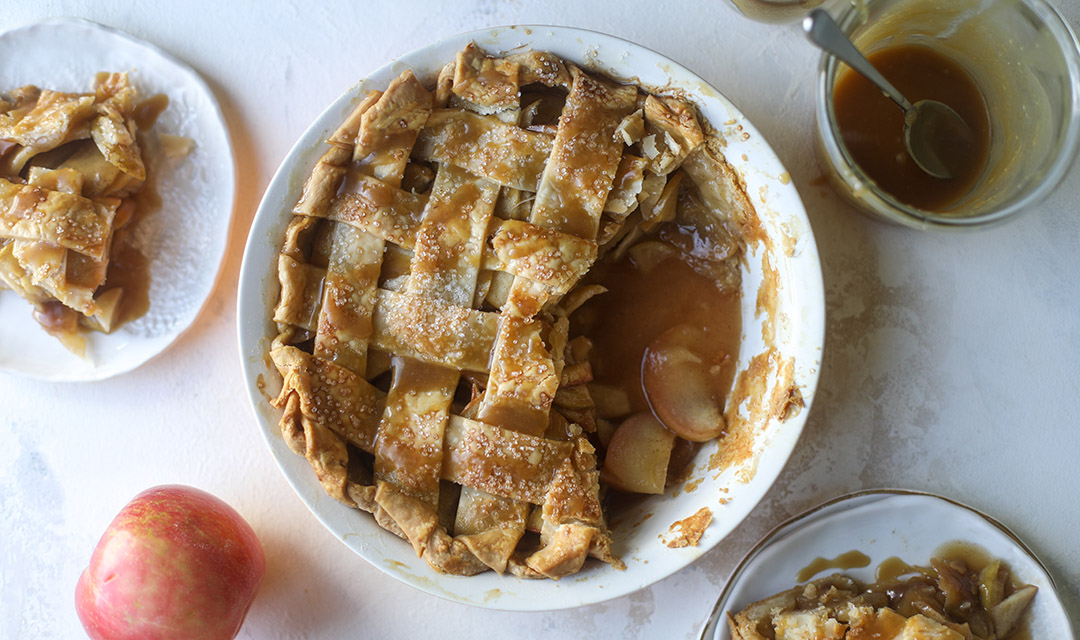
[904,99,977,179]
[804,8,974,179]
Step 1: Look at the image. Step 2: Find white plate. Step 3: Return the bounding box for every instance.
[700,489,1075,639]
[0,18,235,381]
[237,25,825,610]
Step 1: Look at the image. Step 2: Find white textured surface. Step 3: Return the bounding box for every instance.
[2,1,1079,639]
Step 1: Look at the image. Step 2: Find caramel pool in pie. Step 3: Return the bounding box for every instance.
[269,44,754,578]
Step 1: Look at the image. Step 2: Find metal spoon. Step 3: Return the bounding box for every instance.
[803,8,974,179]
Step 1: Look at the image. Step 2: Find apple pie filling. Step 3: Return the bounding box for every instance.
[0,73,171,354]
[729,547,1038,640]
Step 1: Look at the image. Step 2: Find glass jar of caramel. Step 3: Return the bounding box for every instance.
[814,0,1080,229]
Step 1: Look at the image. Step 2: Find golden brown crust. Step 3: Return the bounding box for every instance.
[452,43,520,114]
[413,109,554,191]
[0,178,116,261]
[506,50,572,89]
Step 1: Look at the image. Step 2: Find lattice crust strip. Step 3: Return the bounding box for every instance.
[269,42,716,579]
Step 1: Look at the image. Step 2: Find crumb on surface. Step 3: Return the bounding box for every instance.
[661,506,712,548]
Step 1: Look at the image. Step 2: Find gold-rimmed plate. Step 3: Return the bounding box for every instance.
[700,489,1074,639]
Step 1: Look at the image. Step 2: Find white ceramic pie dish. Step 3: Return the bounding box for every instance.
[237,25,825,610]
[0,18,236,381]
[699,489,1074,639]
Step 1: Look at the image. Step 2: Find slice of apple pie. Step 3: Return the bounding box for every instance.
[729,553,1038,640]
[0,72,168,355]
[269,44,754,578]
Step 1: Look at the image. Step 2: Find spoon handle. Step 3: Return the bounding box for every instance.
[803,8,913,112]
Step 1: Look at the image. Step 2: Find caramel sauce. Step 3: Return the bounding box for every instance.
[931,541,1032,640]
[572,239,741,419]
[300,271,327,330]
[833,44,991,211]
[356,129,417,177]
[666,437,698,483]
[876,556,920,582]
[133,94,169,131]
[867,545,1032,640]
[520,89,566,126]
[796,549,871,582]
[477,402,547,439]
[434,111,485,159]
[933,539,995,573]
[477,67,512,92]
[337,167,394,206]
[603,490,649,530]
[99,240,151,328]
[580,224,741,509]
[735,543,1038,640]
[95,146,162,330]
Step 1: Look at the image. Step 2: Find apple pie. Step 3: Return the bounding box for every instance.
[0,72,168,355]
[269,44,753,578]
[728,552,1037,640]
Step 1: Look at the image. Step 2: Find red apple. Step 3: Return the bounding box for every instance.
[75,485,265,640]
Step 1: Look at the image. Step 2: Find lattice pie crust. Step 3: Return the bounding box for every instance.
[269,44,749,579]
